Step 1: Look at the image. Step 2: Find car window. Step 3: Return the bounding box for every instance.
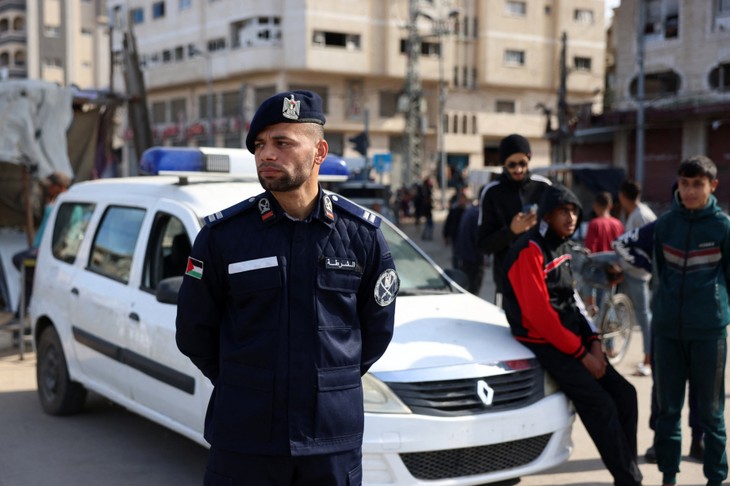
[88,206,146,284]
[51,202,95,264]
[379,221,454,295]
[142,212,191,291]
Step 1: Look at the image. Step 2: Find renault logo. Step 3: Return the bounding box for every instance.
[477,380,495,406]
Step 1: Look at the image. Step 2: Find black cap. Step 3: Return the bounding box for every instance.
[245,90,326,153]
[499,134,532,163]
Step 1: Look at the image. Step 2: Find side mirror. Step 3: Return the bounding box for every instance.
[156,276,183,304]
[444,268,469,289]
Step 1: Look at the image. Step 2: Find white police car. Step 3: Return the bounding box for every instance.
[29,147,574,486]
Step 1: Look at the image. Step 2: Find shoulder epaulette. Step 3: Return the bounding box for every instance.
[204,194,261,226]
[328,194,381,228]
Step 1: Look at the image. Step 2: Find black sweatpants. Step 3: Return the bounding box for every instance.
[524,342,643,486]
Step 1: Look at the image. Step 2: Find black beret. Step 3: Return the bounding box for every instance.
[245,90,326,153]
[499,134,532,163]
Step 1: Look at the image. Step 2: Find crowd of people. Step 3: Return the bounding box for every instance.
[427,134,728,486]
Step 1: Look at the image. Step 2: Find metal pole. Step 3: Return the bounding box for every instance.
[636,0,646,186]
[404,0,423,187]
[438,27,447,210]
[206,54,214,147]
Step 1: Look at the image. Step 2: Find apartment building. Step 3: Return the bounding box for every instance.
[573,0,730,204]
[0,0,110,88]
[109,0,606,190]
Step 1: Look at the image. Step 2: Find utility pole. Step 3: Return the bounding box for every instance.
[557,31,568,165]
[404,0,423,188]
[636,0,646,186]
[121,15,153,171]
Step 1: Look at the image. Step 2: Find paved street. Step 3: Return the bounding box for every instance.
[0,209,722,485]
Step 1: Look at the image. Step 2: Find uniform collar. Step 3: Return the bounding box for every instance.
[256,186,335,227]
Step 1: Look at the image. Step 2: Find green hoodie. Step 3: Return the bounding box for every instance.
[652,192,730,340]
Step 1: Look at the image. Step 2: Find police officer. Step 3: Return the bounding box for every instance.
[175,90,398,485]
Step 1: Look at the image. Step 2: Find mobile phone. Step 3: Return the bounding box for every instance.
[522,203,538,214]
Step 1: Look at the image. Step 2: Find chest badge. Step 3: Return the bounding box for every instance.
[374,269,399,307]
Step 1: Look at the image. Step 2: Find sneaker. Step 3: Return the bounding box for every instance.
[645,445,657,463]
[689,439,704,461]
[634,362,652,377]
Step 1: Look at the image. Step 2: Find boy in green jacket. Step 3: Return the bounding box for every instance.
[652,155,730,486]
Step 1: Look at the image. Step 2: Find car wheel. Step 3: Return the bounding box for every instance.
[36,326,87,415]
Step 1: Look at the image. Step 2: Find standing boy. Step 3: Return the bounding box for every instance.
[502,184,642,486]
[652,155,730,486]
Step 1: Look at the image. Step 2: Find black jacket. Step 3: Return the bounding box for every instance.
[502,184,597,358]
[176,189,397,456]
[476,170,551,292]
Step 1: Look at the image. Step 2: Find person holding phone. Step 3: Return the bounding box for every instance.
[476,134,551,306]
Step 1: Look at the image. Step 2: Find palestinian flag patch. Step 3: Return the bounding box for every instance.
[186,257,204,279]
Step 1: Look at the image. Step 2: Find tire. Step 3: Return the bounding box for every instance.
[36,326,87,415]
[599,293,634,365]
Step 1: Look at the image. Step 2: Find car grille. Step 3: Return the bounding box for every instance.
[400,433,552,480]
[385,367,544,416]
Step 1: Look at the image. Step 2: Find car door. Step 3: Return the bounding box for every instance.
[126,200,211,437]
[69,203,147,401]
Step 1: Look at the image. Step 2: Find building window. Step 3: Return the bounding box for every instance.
[174,46,184,60]
[504,49,525,66]
[399,39,441,57]
[506,1,527,16]
[44,25,60,37]
[630,70,681,99]
[179,0,191,10]
[14,50,25,66]
[254,86,276,108]
[81,28,93,36]
[312,31,361,50]
[162,50,172,63]
[643,0,680,39]
[233,16,282,48]
[379,91,399,118]
[574,9,594,25]
[496,100,516,113]
[131,7,144,24]
[171,98,187,123]
[152,2,166,20]
[574,56,592,72]
[709,63,730,92]
[198,94,218,119]
[152,101,167,123]
[207,38,226,52]
[221,90,241,117]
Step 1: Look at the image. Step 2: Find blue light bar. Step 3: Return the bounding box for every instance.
[322,153,349,181]
[139,146,349,181]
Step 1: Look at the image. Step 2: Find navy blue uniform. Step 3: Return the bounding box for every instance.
[176,188,397,459]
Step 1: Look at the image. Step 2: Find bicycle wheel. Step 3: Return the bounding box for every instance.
[599,293,634,365]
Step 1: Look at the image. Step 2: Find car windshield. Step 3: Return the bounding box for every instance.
[379,221,456,296]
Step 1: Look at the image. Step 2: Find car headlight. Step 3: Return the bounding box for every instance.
[544,370,560,396]
[362,373,412,414]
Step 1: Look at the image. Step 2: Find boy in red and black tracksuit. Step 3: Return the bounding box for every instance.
[502,184,642,486]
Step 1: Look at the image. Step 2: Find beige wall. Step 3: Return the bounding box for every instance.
[110,0,607,184]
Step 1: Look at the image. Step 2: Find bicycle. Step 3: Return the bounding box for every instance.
[572,246,636,365]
